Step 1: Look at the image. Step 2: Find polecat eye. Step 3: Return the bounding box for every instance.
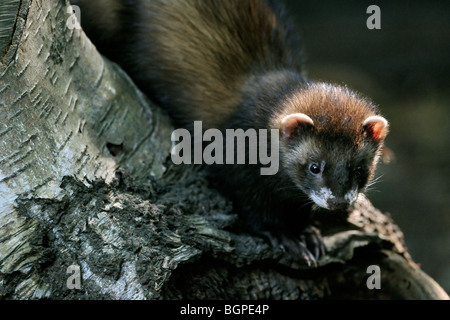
[355,165,363,176]
[310,164,321,174]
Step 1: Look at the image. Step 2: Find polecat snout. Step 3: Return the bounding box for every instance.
[72,0,389,265]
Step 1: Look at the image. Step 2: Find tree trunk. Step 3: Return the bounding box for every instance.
[0,0,448,300]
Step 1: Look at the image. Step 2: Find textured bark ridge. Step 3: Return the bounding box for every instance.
[0,0,448,299]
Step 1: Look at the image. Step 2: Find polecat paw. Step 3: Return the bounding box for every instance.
[259,227,326,267]
[300,225,326,261]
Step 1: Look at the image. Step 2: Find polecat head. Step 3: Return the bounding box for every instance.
[275,83,389,211]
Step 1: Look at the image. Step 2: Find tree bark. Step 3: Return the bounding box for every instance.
[0,0,448,300]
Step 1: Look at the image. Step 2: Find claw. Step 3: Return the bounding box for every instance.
[256,226,325,266]
[303,226,326,260]
[297,241,317,267]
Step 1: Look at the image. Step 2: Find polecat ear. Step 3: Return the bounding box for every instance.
[280,113,314,138]
[363,116,389,144]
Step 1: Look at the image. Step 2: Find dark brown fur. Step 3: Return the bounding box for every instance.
[73,0,388,263]
[73,0,303,128]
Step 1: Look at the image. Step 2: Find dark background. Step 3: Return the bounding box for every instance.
[283,0,449,293]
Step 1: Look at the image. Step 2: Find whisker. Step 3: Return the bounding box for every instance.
[275,185,301,192]
[366,174,384,189]
[299,199,314,209]
[365,187,381,194]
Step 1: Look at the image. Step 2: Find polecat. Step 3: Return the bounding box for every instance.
[72,0,389,265]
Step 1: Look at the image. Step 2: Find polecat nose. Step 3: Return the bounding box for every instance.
[327,198,348,211]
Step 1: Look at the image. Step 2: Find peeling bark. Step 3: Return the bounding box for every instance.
[0,0,448,300]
